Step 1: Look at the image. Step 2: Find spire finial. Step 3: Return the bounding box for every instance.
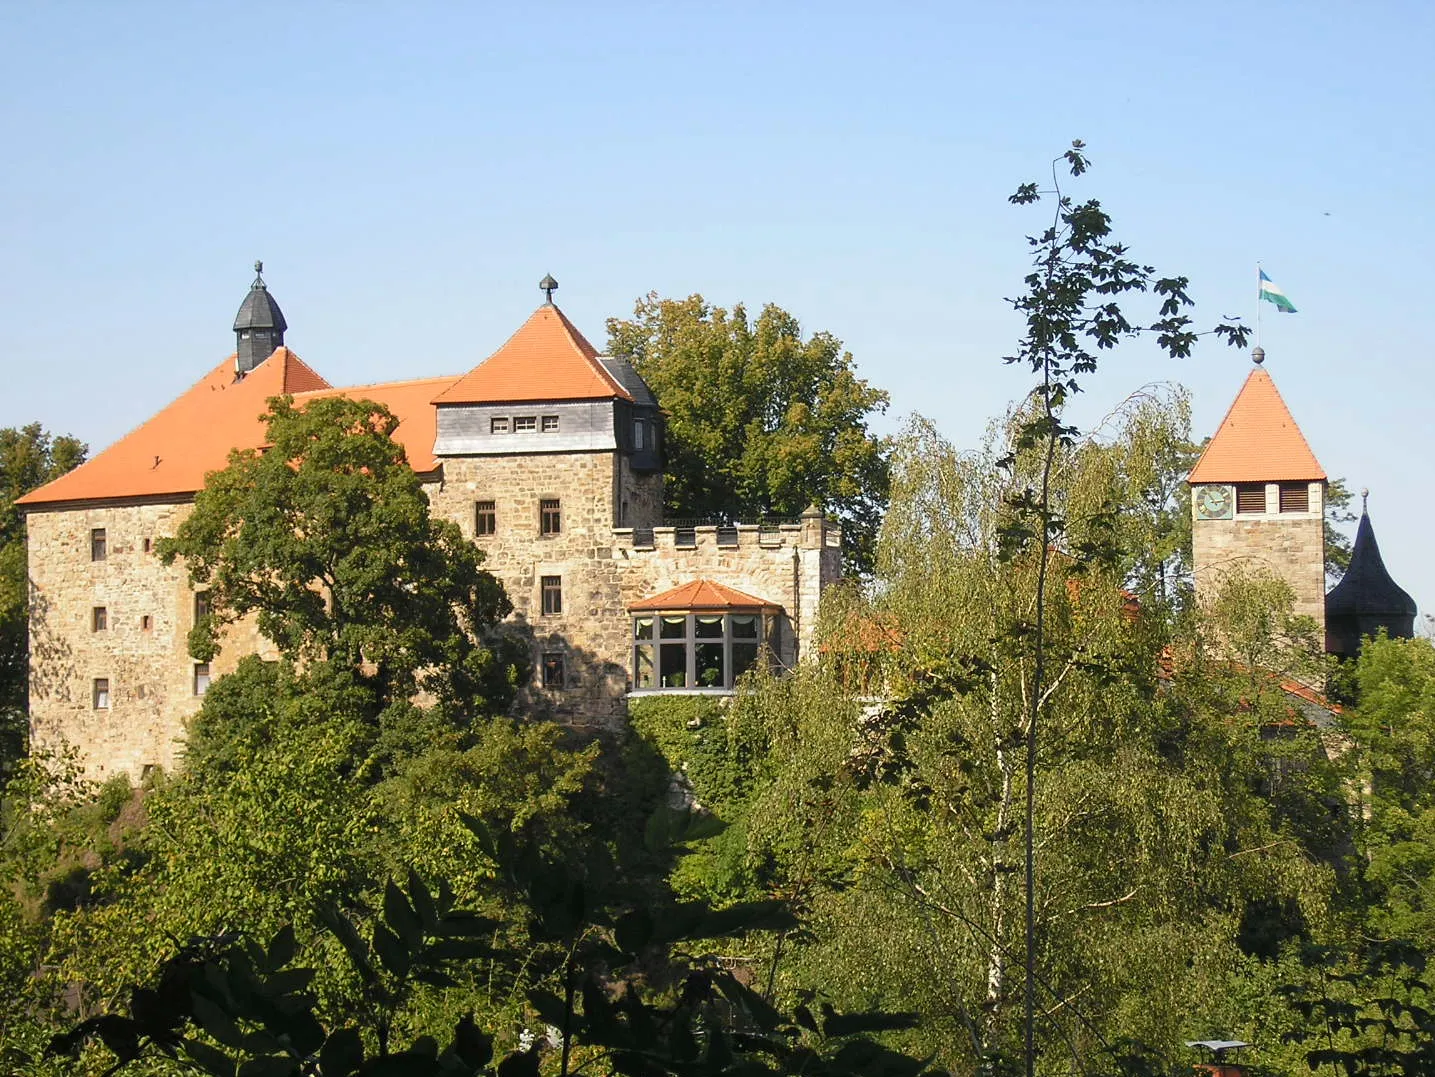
[1362,487,1370,512]
[253,260,265,287]
[540,273,558,304]
[1252,345,1265,365]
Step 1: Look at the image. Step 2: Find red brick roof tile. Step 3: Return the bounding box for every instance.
[629,579,782,613]
[1188,367,1326,484]
[432,304,631,405]
[17,349,450,507]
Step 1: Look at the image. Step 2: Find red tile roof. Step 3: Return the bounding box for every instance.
[432,304,631,405]
[629,579,782,613]
[17,349,450,507]
[1187,367,1326,484]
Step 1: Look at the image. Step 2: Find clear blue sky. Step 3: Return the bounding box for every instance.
[3,1,1430,614]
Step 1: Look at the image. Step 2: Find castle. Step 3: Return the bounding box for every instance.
[18,273,1417,781]
[18,269,841,780]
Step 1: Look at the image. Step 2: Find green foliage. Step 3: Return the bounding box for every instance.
[606,294,892,574]
[1344,636,1435,947]
[1325,477,1358,585]
[0,424,86,769]
[158,395,521,715]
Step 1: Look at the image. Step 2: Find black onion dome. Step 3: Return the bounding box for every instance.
[233,264,288,333]
[1326,509,1417,658]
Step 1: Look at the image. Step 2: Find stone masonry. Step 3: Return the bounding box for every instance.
[1192,480,1327,632]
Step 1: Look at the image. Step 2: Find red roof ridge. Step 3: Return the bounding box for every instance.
[432,304,632,406]
[295,373,461,399]
[1188,366,1326,484]
[629,578,782,612]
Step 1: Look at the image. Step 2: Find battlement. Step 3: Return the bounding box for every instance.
[613,515,842,553]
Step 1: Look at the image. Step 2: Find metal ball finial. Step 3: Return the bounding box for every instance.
[539,273,558,304]
[1252,346,1265,365]
[1362,487,1370,512]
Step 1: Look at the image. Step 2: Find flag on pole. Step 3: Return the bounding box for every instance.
[1258,269,1297,313]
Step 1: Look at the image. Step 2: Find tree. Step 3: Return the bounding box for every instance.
[606,295,892,574]
[0,425,86,769]
[1324,477,1358,585]
[159,395,521,716]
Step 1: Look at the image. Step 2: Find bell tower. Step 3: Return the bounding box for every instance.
[1189,348,1327,633]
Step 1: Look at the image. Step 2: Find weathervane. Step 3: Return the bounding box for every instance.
[540,273,558,304]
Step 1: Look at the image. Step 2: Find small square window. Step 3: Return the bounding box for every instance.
[90,528,107,561]
[140,615,153,631]
[92,607,108,631]
[514,416,538,433]
[491,416,510,434]
[542,652,565,688]
[193,663,211,697]
[474,500,496,537]
[541,575,563,616]
[1278,483,1310,513]
[92,678,110,709]
[1235,484,1266,514]
[541,415,560,433]
[540,499,562,535]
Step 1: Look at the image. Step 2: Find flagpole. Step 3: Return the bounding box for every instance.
[1255,262,1263,352]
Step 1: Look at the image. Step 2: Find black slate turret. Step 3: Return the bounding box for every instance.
[1325,498,1417,659]
[233,261,287,375]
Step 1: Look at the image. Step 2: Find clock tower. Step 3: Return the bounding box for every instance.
[1188,349,1327,634]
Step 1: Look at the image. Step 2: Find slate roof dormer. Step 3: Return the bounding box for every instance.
[1188,365,1326,485]
[1325,502,1418,658]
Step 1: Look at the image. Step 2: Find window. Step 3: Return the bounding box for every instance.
[142,537,153,554]
[514,416,538,433]
[92,678,110,709]
[474,500,496,537]
[541,415,560,433]
[90,528,107,561]
[1235,484,1266,514]
[633,611,769,690]
[633,419,646,451]
[194,592,211,623]
[540,499,562,535]
[92,607,108,631]
[541,576,563,616]
[542,652,566,688]
[1279,483,1310,513]
[140,615,152,631]
[193,663,211,697]
[490,416,510,434]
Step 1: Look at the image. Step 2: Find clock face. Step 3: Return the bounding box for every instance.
[1196,484,1233,520]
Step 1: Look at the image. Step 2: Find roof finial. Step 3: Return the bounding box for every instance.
[253,260,265,287]
[540,273,558,304]
[1362,487,1369,512]
[1252,345,1265,365]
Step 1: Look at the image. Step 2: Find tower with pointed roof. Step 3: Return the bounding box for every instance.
[1324,494,1417,659]
[1188,351,1327,633]
[233,261,288,375]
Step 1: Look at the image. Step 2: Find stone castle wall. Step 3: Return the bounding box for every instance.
[29,446,844,778]
[1192,480,1327,633]
[26,501,274,780]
